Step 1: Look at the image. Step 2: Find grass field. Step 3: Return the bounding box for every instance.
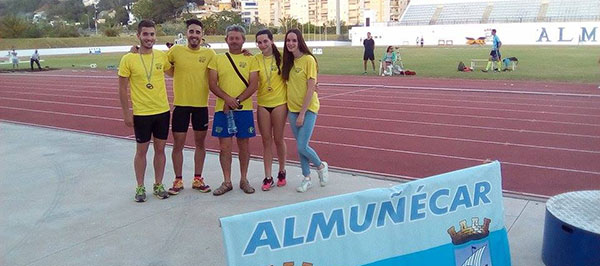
[2,45,599,83]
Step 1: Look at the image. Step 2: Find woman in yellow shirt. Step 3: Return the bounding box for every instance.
[281,28,329,193]
[254,29,288,191]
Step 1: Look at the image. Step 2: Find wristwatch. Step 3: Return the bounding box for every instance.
[235,97,241,105]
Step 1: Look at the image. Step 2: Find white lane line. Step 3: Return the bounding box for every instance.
[327,91,600,111]
[326,98,600,118]
[320,82,600,98]
[326,105,600,127]
[321,113,600,139]
[2,112,597,176]
[4,88,597,127]
[0,106,122,121]
[304,139,600,176]
[320,87,374,99]
[0,96,122,109]
[316,124,600,153]
[3,72,596,98]
[2,95,597,139]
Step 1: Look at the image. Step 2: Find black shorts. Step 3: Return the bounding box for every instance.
[171,106,209,132]
[490,50,501,60]
[133,111,170,143]
[364,51,375,61]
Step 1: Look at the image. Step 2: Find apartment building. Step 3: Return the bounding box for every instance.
[256,0,410,26]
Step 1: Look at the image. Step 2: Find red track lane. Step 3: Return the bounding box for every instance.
[2,70,599,198]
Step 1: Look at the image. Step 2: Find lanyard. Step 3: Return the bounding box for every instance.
[139,51,155,89]
[262,55,274,91]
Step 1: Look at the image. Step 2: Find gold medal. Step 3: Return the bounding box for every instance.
[146,83,154,89]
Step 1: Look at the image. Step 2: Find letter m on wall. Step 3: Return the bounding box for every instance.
[581,27,597,42]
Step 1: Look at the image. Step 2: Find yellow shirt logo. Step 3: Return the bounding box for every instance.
[155,63,163,70]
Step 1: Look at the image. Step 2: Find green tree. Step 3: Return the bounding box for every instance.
[132,0,153,21]
[48,0,87,22]
[132,0,186,23]
[201,15,218,35]
[0,0,41,16]
[278,16,299,33]
[212,10,243,35]
[114,6,130,25]
[0,15,28,38]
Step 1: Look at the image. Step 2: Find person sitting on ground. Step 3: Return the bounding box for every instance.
[381,46,396,75]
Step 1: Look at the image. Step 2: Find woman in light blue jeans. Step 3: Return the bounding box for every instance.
[281,28,329,192]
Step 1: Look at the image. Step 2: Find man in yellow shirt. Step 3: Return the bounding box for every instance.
[165,19,215,195]
[208,25,259,196]
[118,20,172,202]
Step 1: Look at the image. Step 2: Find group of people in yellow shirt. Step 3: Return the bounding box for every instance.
[118,19,329,202]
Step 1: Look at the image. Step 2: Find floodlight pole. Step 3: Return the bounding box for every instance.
[336,0,340,35]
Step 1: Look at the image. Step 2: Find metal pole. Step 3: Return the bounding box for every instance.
[94,5,98,35]
[336,0,340,35]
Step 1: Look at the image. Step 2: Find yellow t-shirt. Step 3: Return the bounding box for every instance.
[286,54,319,113]
[167,45,215,107]
[254,53,287,108]
[207,53,259,112]
[118,50,172,116]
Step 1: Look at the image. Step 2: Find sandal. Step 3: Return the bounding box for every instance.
[212,181,233,196]
[239,179,255,194]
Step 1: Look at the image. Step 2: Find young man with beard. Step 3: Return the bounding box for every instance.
[118,20,172,202]
[165,19,216,195]
[208,25,259,196]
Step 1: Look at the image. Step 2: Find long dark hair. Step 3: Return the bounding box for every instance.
[282,28,317,81]
[255,29,281,75]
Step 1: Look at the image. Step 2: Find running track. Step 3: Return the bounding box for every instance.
[1,70,599,198]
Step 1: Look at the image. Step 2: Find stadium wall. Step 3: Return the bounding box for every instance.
[350,22,600,46]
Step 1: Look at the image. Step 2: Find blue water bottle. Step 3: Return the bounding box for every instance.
[226,110,237,134]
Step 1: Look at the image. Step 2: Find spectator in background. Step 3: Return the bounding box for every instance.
[482,29,502,72]
[10,48,18,70]
[420,37,424,48]
[362,32,376,74]
[30,50,42,71]
[381,46,397,76]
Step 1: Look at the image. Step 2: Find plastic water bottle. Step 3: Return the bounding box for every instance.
[226,110,237,134]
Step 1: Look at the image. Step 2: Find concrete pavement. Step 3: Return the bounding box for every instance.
[0,122,546,266]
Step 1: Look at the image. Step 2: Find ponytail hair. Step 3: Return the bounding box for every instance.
[256,29,281,75]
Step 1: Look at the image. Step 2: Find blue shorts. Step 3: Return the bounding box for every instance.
[212,110,256,138]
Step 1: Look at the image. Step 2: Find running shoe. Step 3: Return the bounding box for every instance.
[153,183,169,199]
[317,161,329,187]
[296,177,312,193]
[168,178,184,195]
[262,177,274,191]
[276,170,287,187]
[192,177,211,193]
[135,186,146,202]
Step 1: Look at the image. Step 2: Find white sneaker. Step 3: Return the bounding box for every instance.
[296,177,312,193]
[317,161,329,187]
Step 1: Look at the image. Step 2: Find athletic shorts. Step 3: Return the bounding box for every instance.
[363,51,375,61]
[133,111,170,143]
[171,106,208,132]
[211,110,256,139]
[490,50,501,60]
